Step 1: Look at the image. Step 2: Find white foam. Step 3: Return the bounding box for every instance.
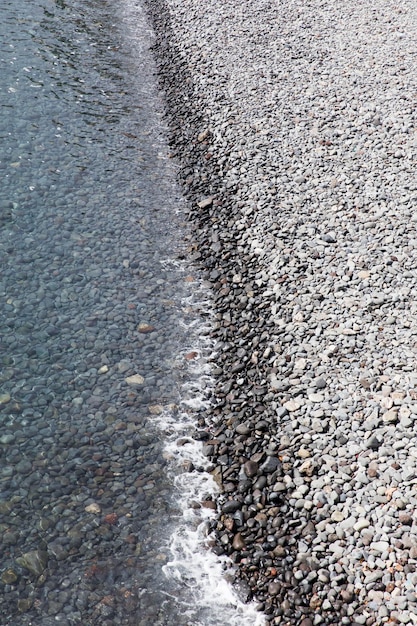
[115,0,264,621]
[152,292,265,626]
[159,411,265,626]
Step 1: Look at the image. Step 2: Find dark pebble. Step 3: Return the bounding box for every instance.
[222,500,242,514]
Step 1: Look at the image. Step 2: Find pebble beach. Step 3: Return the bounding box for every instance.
[146,0,417,624]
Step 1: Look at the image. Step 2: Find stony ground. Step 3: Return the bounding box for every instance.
[146,0,417,624]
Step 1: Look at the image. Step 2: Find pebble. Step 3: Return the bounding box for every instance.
[0,393,11,405]
[243,460,259,478]
[125,374,145,386]
[232,533,246,551]
[147,0,417,622]
[222,500,242,514]
[85,503,101,514]
[382,409,399,424]
[1,569,18,584]
[0,434,15,444]
[16,550,48,577]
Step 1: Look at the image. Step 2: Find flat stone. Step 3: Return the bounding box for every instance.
[16,550,48,577]
[236,423,251,435]
[392,391,406,403]
[0,434,15,444]
[125,374,145,385]
[283,399,301,412]
[0,393,11,405]
[380,396,393,409]
[331,510,345,522]
[261,456,281,473]
[366,436,382,450]
[308,393,324,403]
[243,460,258,478]
[15,460,32,475]
[197,196,214,209]
[17,599,32,612]
[371,541,390,553]
[294,358,307,370]
[232,532,246,550]
[353,518,370,532]
[299,459,314,475]
[340,589,354,603]
[197,129,209,142]
[222,500,241,514]
[268,581,281,596]
[382,409,398,423]
[85,503,101,514]
[328,543,344,558]
[1,568,18,584]
[273,482,286,492]
[148,404,163,415]
[137,322,156,333]
[399,512,413,525]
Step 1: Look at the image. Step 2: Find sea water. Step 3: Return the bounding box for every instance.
[0,0,264,624]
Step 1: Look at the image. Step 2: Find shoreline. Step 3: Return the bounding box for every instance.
[145,0,417,624]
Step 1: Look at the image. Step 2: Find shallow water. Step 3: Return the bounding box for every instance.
[0,0,197,622]
[0,1,264,624]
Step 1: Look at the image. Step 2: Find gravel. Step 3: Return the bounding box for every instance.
[146,0,417,623]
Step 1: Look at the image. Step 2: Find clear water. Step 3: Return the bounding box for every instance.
[0,1,264,624]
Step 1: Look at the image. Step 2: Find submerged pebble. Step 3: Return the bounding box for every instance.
[0,0,227,624]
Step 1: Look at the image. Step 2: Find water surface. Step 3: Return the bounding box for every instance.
[1,0,200,623]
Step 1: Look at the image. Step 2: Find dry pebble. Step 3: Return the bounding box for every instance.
[146,0,417,622]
